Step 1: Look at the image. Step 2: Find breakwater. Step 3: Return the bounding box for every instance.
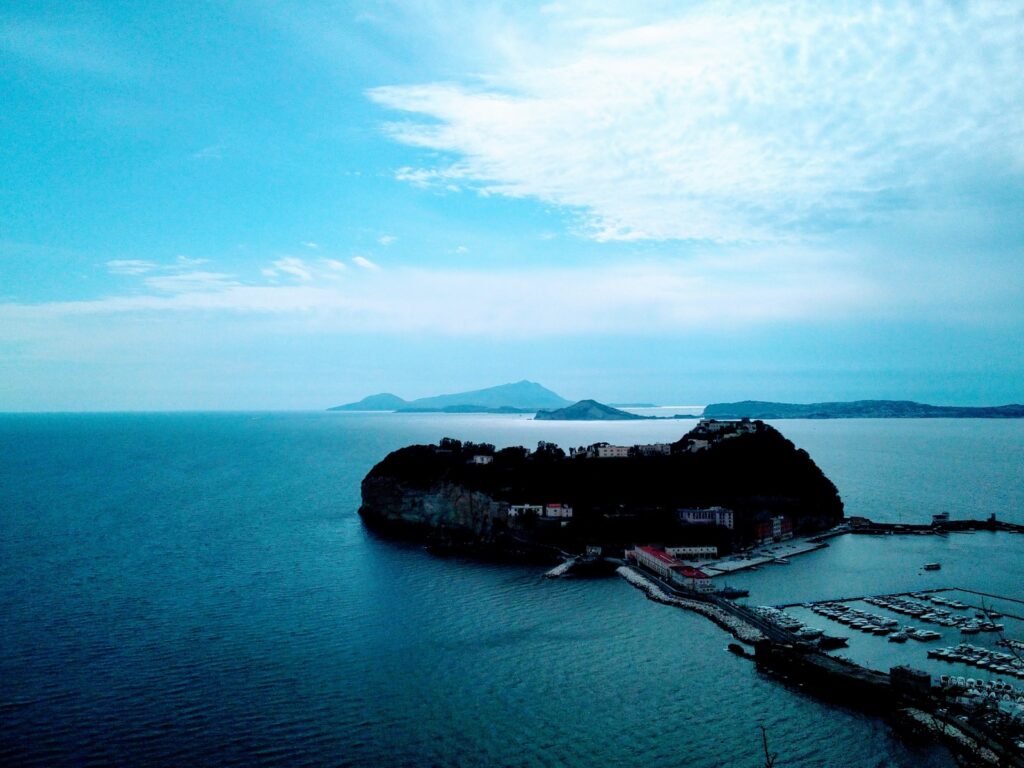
[616,567,765,643]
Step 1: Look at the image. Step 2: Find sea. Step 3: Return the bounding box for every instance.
[2,412,1023,767]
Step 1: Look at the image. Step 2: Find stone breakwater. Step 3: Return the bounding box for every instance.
[616,566,765,644]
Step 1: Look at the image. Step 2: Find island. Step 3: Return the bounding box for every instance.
[359,419,844,560]
[704,399,1024,419]
[329,380,571,412]
[534,399,650,421]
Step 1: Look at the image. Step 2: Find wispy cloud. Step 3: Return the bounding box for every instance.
[6,249,1019,344]
[352,256,379,270]
[264,256,313,281]
[370,1,1024,243]
[107,259,159,275]
[378,234,397,246]
[144,271,238,293]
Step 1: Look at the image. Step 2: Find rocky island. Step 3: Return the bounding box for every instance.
[359,419,844,560]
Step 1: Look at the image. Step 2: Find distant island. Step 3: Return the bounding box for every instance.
[535,399,650,421]
[359,419,843,560]
[704,399,1024,419]
[329,380,571,412]
[331,384,1024,420]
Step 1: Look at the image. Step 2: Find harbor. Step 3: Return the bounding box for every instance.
[615,541,1024,765]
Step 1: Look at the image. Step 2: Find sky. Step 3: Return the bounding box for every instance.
[1,0,1022,410]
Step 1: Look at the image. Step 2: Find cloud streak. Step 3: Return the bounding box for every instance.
[370,1,1024,243]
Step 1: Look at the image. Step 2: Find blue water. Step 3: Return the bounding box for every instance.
[2,413,1022,767]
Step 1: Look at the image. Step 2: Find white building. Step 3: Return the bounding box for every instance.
[669,565,715,593]
[508,504,544,518]
[665,545,718,561]
[633,443,672,456]
[633,546,678,579]
[678,506,734,530]
[584,442,630,458]
[471,455,493,465]
[544,503,573,519]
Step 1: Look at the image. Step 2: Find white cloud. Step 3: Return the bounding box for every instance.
[322,258,347,271]
[352,256,380,270]
[301,241,320,249]
[370,1,1024,243]
[7,249,1018,343]
[267,256,313,281]
[144,271,238,293]
[378,234,397,246]
[107,259,158,275]
[191,145,222,161]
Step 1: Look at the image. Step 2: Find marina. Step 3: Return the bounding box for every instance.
[620,551,1024,765]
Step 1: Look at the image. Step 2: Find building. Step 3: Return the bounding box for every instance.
[686,439,710,453]
[594,443,630,458]
[632,443,672,457]
[633,546,679,579]
[544,503,573,519]
[669,565,715,593]
[754,515,793,545]
[508,504,544,518]
[665,545,718,561]
[678,506,734,530]
[696,418,758,436]
[471,454,493,465]
[931,512,950,525]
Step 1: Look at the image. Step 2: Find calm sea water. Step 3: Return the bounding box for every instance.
[2,413,1022,767]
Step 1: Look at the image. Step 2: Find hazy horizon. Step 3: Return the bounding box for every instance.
[3,2,1022,410]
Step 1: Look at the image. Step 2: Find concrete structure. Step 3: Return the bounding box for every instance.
[471,455,493,465]
[678,506,734,530]
[665,545,718,560]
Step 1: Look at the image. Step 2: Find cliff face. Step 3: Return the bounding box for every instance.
[360,476,502,539]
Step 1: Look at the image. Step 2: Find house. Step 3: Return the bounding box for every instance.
[544,503,573,519]
[471,455,493,465]
[754,515,793,545]
[584,442,630,458]
[678,506,734,530]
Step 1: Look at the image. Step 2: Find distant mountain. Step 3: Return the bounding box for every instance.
[703,400,1024,419]
[329,393,409,411]
[534,399,650,421]
[609,402,658,408]
[329,380,571,412]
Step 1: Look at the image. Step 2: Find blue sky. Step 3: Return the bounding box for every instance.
[2,1,1022,410]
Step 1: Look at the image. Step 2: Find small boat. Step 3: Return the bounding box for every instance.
[923,563,941,571]
[888,631,909,643]
[818,634,849,649]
